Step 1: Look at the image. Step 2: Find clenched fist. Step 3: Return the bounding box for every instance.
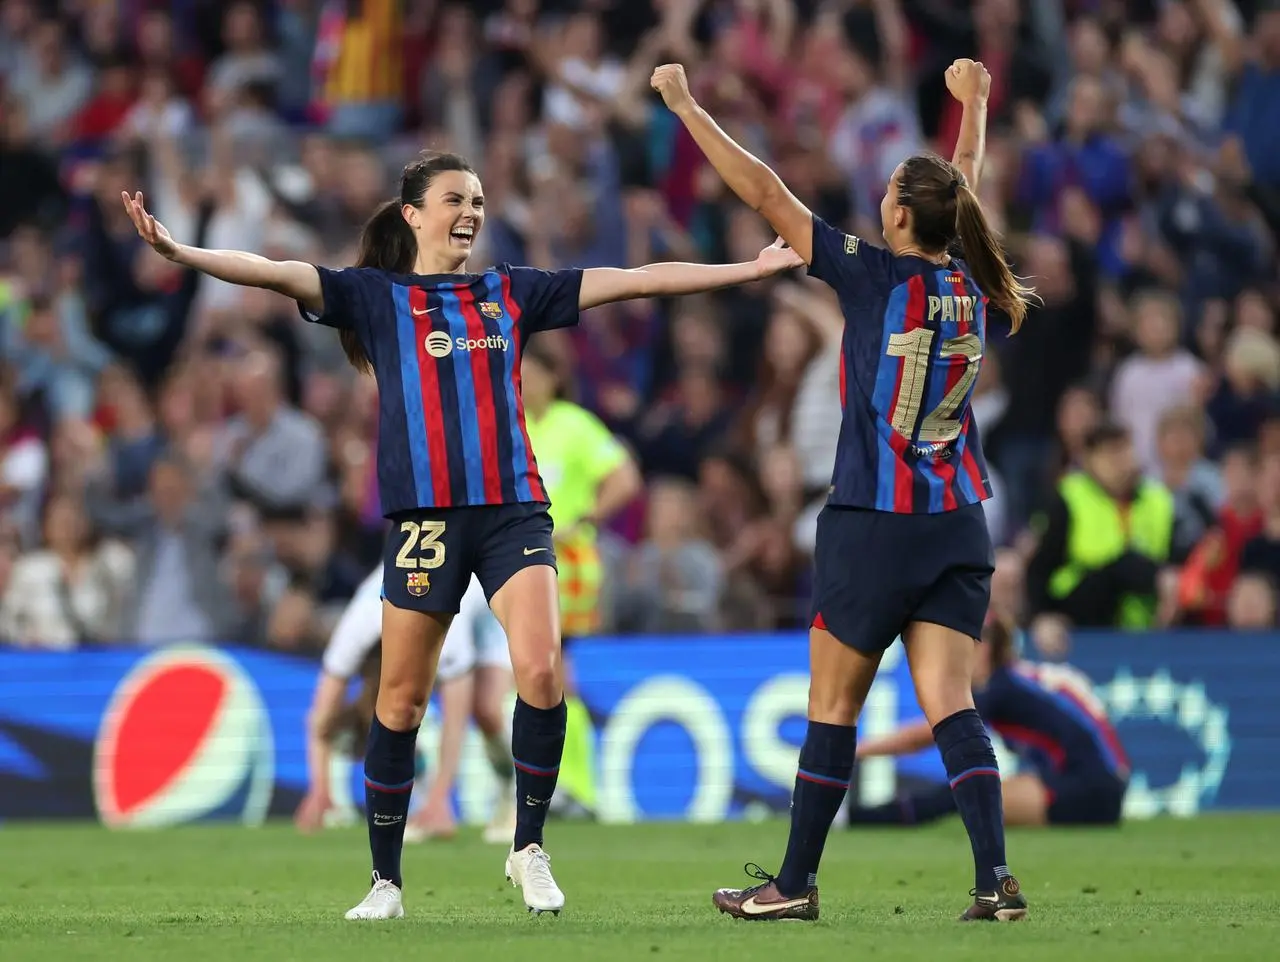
[945,58,991,105]
[651,63,696,115]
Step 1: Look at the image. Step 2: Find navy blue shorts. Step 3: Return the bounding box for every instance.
[1045,770,1127,826]
[381,502,556,613]
[810,502,994,655]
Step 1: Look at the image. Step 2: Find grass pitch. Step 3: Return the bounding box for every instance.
[1,815,1276,962]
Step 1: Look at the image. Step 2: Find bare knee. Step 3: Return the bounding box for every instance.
[913,675,976,728]
[473,696,505,736]
[509,639,562,708]
[376,683,429,731]
[807,683,863,726]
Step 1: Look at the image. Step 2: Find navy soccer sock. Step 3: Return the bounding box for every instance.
[363,715,419,889]
[849,784,957,825]
[776,722,856,897]
[934,708,1009,892]
[512,697,566,851]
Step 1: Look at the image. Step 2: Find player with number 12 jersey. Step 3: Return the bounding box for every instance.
[652,56,1038,922]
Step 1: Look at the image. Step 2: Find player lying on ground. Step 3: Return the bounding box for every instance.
[652,57,1036,922]
[122,154,802,919]
[295,569,518,846]
[848,617,1129,828]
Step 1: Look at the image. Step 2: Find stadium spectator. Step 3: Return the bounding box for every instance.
[1026,422,1175,645]
[122,453,231,645]
[1,0,1280,645]
[1225,570,1277,627]
[0,493,132,648]
[614,477,721,634]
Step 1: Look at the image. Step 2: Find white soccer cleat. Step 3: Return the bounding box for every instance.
[344,874,405,920]
[482,791,517,845]
[505,843,565,915]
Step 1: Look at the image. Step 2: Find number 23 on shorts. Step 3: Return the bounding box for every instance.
[395,519,446,596]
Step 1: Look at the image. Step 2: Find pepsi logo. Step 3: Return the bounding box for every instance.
[93,645,274,828]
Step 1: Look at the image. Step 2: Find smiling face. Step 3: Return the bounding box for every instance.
[406,167,485,273]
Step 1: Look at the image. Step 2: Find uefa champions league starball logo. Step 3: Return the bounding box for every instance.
[1095,669,1232,819]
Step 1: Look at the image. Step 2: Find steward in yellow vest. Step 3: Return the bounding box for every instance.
[1027,421,1174,632]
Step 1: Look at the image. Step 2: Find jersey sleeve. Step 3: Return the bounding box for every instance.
[807,215,895,296]
[503,265,584,334]
[572,406,629,486]
[298,266,368,330]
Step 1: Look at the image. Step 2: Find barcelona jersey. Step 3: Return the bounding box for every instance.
[301,264,583,515]
[807,216,993,513]
[974,662,1130,780]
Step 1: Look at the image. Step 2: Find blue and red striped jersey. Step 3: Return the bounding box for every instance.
[808,216,994,513]
[975,662,1130,780]
[301,264,583,515]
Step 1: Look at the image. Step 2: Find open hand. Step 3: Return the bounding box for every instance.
[121,190,179,260]
[945,58,991,104]
[294,789,331,834]
[755,237,805,277]
[651,63,696,115]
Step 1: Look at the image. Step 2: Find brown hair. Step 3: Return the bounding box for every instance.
[342,151,477,372]
[896,153,1036,333]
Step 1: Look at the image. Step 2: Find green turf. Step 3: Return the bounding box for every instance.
[1,815,1277,962]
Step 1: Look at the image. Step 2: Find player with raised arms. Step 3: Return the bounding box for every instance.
[121,152,802,920]
[847,616,1129,829]
[650,60,1035,922]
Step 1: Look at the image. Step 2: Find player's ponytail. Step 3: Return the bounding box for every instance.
[344,200,419,374]
[953,183,1035,334]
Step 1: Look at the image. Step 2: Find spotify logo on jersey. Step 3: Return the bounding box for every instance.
[424,331,454,358]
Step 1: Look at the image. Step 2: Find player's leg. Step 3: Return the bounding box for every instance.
[713,625,881,921]
[847,782,958,826]
[405,617,477,841]
[472,602,516,842]
[903,619,1026,921]
[406,672,471,841]
[479,504,566,913]
[714,506,896,922]
[848,774,1048,827]
[1001,774,1051,826]
[348,510,467,921]
[346,601,450,920]
[473,662,518,844]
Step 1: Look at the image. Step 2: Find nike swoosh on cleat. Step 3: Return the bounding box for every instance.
[523,547,548,555]
[738,895,810,916]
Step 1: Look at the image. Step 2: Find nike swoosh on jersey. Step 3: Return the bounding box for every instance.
[412,306,437,316]
[523,547,548,556]
[738,894,811,915]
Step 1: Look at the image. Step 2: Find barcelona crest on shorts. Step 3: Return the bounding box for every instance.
[406,571,431,597]
[479,301,503,319]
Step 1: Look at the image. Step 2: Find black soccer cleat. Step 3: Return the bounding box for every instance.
[960,876,1028,921]
[712,863,819,922]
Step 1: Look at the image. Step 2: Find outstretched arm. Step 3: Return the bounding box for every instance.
[946,59,991,191]
[122,191,324,314]
[855,719,934,759]
[578,237,802,309]
[651,64,816,264]
[295,671,347,833]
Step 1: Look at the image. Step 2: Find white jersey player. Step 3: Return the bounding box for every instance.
[295,568,517,847]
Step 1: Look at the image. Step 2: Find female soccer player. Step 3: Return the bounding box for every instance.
[847,617,1129,829]
[122,157,801,919]
[650,59,1036,922]
[294,570,512,849]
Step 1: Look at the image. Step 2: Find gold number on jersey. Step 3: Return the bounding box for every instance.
[885,330,983,443]
[395,519,448,569]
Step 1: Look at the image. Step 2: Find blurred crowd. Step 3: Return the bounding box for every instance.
[3,0,1280,655]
